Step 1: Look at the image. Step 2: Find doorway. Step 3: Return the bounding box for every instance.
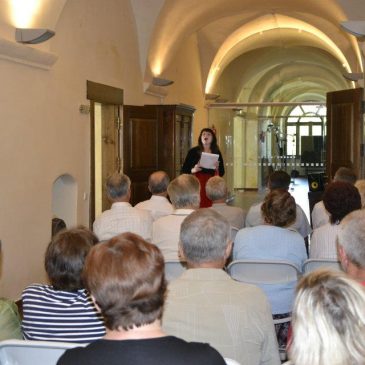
[87,81,123,226]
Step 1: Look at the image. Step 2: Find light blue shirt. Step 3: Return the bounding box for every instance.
[233,225,307,314]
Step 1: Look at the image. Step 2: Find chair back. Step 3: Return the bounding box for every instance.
[0,339,82,365]
[303,259,342,274]
[164,260,187,282]
[227,260,300,284]
[230,226,239,241]
[225,358,241,365]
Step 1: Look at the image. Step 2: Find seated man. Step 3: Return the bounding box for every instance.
[135,171,173,220]
[312,166,357,229]
[246,170,311,239]
[337,209,365,285]
[206,176,245,229]
[152,174,200,261]
[93,172,152,241]
[163,209,280,365]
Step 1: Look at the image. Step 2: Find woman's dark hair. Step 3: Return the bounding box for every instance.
[83,232,166,331]
[323,181,361,224]
[197,128,220,154]
[45,227,98,291]
[261,190,296,227]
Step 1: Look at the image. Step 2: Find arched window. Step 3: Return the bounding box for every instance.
[286,105,326,156]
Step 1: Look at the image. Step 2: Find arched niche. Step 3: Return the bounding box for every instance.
[52,174,77,229]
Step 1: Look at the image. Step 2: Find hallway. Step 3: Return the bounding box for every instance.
[231,177,311,223]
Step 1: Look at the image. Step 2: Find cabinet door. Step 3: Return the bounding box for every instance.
[123,106,158,205]
[175,114,192,177]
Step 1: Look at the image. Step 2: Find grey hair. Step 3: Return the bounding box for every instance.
[334,167,357,184]
[338,210,365,268]
[106,173,131,200]
[180,208,230,264]
[289,269,365,365]
[355,179,365,208]
[167,174,200,209]
[205,176,227,201]
[148,171,170,194]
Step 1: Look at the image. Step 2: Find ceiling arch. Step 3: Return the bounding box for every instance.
[147,0,359,81]
[205,14,356,94]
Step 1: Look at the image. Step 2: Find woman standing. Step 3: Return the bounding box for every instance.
[181,128,224,207]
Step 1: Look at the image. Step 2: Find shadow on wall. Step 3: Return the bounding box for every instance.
[52,174,77,230]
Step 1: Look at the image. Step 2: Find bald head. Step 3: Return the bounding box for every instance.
[148,171,170,196]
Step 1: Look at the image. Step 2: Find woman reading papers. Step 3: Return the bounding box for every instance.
[181,128,224,207]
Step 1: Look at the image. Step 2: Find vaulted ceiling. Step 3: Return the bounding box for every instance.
[1,0,363,103]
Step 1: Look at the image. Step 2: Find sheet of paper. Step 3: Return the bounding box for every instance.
[200,152,219,169]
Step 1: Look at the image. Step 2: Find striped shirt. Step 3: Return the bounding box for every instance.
[22,284,105,343]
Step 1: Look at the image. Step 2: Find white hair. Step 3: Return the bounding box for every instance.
[338,209,365,268]
[167,174,200,209]
[289,269,365,365]
[205,176,227,201]
[180,208,230,264]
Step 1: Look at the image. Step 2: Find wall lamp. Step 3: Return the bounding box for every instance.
[340,21,365,39]
[152,77,174,86]
[15,28,55,44]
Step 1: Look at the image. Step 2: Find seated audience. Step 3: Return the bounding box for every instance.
[337,209,365,284]
[246,171,311,239]
[312,166,357,229]
[163,209,280,365]
[135,171,173,220]
[57,233,225,365]
[288,270,365,365]
[310,181,361,259]
[0,298,22,340]
[206,176,245,229]
[152,174,200,261]
[22,227,105,343]
[93,172,152,241]
[233,190,307,349]
[355,179,365,208]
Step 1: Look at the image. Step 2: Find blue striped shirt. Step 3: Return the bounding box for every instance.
[22,284,105,343]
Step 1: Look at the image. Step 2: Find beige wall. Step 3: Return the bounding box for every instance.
[0,0,206,298]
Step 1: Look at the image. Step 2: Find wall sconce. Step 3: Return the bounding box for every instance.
[152,77,174,86]
[340,21,365,38]
[343,72,363,81]
[205,93,220,100]
[15,28,55,44]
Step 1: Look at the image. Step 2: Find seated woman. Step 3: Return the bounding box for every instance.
[58,232,226,365]
[310,181,361,259]
[288,270,365,365]
[233,190,307,348]
[22,227,105,343]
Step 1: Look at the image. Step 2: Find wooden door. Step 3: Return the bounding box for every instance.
[326,88,364,180]
[100,104,121,211]
[123,105,159,205]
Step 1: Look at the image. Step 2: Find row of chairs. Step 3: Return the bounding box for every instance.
[165,258,342,282]
[0,339,240,365]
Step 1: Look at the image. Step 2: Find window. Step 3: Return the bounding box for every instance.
[285,104,326,156]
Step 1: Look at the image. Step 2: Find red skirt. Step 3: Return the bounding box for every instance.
[195,171,214,208]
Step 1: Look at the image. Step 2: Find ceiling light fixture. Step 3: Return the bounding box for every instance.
[15,28,55,44]
[342,72,363,81]
[152,77,174,87]
[340,21,365,39]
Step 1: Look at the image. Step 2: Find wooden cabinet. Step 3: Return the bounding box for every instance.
[123,104,194,205]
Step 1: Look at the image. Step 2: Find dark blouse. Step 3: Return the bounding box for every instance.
[181,146,225,176]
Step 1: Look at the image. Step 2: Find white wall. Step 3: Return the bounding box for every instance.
[0,0,207,299]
